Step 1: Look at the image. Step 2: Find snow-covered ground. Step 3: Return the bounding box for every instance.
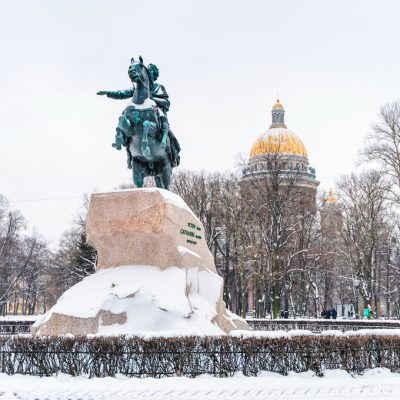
[248,317,400,323]
[0,315,39,322]
[33,264,228,336]
[0,369,399,399]
[5,315,400,324]
[232,328,400,337]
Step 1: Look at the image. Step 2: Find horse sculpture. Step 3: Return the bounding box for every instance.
[97,56,180,190]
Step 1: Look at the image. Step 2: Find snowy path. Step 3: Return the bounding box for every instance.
[0,369,399,399]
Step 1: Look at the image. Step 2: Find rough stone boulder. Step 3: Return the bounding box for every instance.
[32,189,249,336]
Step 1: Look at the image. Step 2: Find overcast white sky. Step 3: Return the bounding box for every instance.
[1,0,400,246]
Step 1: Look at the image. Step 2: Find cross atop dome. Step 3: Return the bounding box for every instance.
[270,98,287,128]
[272,98,284,109]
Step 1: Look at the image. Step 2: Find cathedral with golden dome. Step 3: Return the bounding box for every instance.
[241,99,321,317]
[242,99,319,202]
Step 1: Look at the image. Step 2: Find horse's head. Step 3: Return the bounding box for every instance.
[128,56,150,87]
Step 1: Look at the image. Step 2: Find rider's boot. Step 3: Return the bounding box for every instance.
[160,116,169,148]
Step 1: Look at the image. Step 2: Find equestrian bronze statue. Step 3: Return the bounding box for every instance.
[97,56,180,190]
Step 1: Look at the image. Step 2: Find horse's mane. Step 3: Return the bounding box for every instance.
[143,66,153,86]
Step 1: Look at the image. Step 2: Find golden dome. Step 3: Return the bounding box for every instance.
[250,128,308,157]
[272,99,284,109]
[326,189,337,203]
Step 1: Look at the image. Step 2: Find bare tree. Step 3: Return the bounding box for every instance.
[241,149,319,318]
[0,195,53,315]
[361,101,400,203]
[337,170,391,315]
[52,194,97,297]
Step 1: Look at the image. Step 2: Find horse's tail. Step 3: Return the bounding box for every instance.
[168,130,181,167]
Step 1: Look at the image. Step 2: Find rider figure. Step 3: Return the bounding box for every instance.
[97,62,180,168]
[147,64,180,167]
[147,64,170,149]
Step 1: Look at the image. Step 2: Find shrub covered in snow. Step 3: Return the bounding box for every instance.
[0,334,399,377]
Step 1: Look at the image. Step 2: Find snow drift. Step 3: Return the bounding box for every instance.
[33,189,249,336]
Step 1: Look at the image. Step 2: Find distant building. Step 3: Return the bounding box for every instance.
[321,189,342,238]
[241,99,321,317]
[320,189,345,313]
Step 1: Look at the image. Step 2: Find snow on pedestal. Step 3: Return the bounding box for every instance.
[33,188,249,336]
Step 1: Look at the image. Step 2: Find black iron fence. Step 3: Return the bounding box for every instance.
[0,320,33,335]
[2,318,400,336]
[246,319,400,332]
[0,335,399,377]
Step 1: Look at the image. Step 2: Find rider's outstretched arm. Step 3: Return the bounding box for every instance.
[97,89,134,99]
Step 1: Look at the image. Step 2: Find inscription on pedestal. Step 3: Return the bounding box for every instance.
[180,222,202,245]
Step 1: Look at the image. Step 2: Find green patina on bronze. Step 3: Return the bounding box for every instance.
[97,56,181,190]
